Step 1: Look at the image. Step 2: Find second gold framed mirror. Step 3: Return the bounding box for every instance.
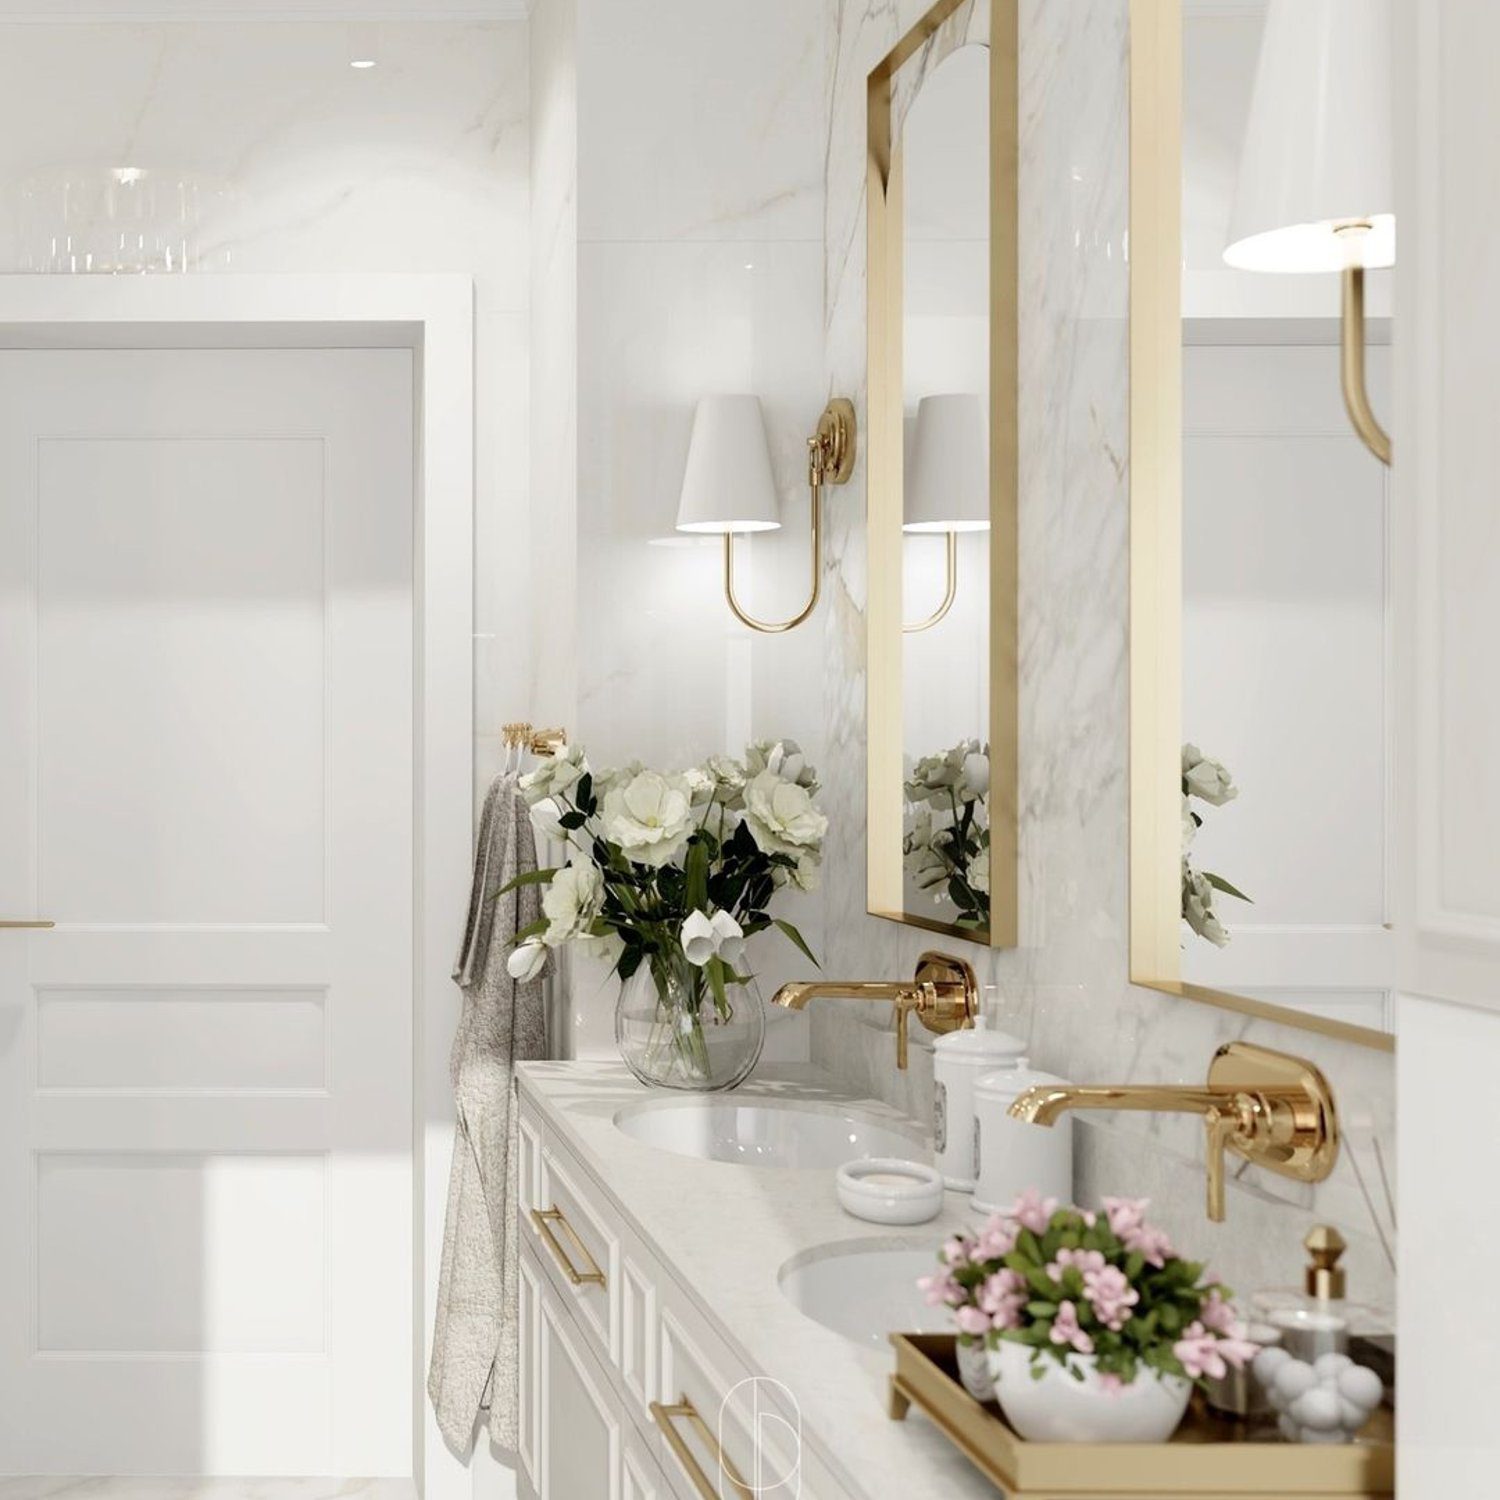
[866,0,1018,947]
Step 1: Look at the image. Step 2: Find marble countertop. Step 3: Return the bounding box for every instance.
[515,1059,997,1500]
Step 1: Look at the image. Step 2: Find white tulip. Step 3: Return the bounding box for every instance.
[709,910,745,966]
[743,771,828,857]
[506,938,549,982]
[601,770,694,867]
[681,910,718,967]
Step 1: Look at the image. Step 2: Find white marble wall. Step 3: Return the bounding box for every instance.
[0,19,531,807]
[812,0,1398,1312]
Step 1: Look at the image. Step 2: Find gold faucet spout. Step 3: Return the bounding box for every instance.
[1009,1084,1240,1127]
[770,980,914,1012]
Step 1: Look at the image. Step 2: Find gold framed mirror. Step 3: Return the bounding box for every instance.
[1129,0,1394,1051]
[866,0,1018,947]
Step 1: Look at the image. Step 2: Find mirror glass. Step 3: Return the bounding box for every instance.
[898,39,992,937]
[1176,8,1393,1034]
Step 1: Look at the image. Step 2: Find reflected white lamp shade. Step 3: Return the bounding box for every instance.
[1224,0,1394,273]
[904,394,990,533]
[675,395,781,534]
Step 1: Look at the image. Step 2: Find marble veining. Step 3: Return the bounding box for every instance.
[811,0,1397,1317]
[0,1484,414,1500]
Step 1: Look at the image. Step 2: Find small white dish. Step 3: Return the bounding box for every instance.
[835,1158,944,1225]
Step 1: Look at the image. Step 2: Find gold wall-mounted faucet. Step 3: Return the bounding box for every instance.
[1007,1042,1340,1223]
[771,951,979,1069]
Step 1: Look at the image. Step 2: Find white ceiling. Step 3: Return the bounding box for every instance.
[0,0,529,18]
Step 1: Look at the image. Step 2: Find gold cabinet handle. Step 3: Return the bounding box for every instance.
[650,1396,753,1500]
[0,920,54,929]
[529,1205,605,1287]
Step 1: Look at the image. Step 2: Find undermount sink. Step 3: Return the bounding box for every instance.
[613,1097,927,1170]
[778,1242,951,1349]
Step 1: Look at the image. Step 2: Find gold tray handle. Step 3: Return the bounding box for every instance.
[650,1395,754,1500]
[529,1205,606,1287]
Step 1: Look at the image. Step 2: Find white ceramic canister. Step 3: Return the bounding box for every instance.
[931,1018,1027,1190]
[971,1063,1073,1214]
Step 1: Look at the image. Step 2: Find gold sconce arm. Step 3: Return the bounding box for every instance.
[720,398,856,635]
[902,530,958,634]
[1341,265,1391,466]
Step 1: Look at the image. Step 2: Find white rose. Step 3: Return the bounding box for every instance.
[529,795,568,843]
[746,738,819,791]
[1182,744,1238,806]
[541,857,603,944]
[742,771,828,857]
[707,755,747,792]
[791,853,821,892]
[680,909,745,968]
[519,742,587,805]
[506,938,549,982]
[958,751,990,803]
[601,770,693,867]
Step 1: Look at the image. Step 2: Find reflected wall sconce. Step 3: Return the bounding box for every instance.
[903,394,990,633]
[1224,0,1393,465]
[676,394,856,633]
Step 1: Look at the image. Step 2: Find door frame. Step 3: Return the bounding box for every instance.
[0,273,474,1490]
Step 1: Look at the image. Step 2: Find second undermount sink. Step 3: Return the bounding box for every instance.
[613,1097,927,1170]
[778,1242,951,1349]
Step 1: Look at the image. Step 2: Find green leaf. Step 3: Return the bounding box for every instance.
[773,919,820,968]
[1025,1301,1057,1318]
[510,918,548,945]
[684,839,709,915]
[1204,870,1252,903]
[558,810,587,831]
[706,956,728,1016]
[490,867,560,898]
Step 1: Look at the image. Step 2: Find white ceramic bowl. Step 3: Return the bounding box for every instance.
[989,1340,1192,1443]
[834,1158,944,1225]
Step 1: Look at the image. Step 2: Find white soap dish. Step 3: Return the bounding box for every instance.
[835,1158,944,1225]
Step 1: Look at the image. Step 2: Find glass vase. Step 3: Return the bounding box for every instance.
[614,950,765,1092]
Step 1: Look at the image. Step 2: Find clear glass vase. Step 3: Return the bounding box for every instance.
[614,950,765,1092]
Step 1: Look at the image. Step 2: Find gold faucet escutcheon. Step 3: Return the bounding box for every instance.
[1007,1041,1341,1224]
[771,951,979,1069]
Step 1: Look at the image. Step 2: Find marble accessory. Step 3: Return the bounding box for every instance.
[955,1338,997,1403]
[931,1018,1026,1189]
[1253,1347,1385,1444]
[970,1063,1073,1214]
[1203,1321,1282,1419]
[834,1157,944,1225]
[988,1341,1192,1444]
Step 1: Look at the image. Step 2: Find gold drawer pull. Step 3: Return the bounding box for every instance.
[529,1205,606,1287]
[0,920,54,929]
[650,1395,753,1500]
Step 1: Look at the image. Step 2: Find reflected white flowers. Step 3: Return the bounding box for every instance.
[743,770,830,857]
[902,739,991,928]
[1180,743,1249,947]
[601,770,694,867]
[1182,745,1238,807]
[680,909,745,968]
[541,856,603,944]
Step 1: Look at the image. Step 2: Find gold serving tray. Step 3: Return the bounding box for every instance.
[889,1334,1394,1499]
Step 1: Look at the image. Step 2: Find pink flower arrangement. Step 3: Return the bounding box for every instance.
[916,1192,1260,1392]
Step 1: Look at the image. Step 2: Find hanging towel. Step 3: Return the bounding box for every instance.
[428,772,549,1457]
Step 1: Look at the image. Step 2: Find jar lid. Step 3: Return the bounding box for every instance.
[932,1016,1027,1060]
[973,1063,1071,1101]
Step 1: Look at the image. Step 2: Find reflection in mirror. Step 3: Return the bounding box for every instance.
[1177,5,1392,1035]
[899,41,992,935]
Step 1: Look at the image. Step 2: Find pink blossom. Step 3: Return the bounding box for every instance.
[941,1234,974,1267]
[977,1269,1028,1331]
[955,1305,992,1338]
[1102,1195,1150,1238]
[1080,1209,1098,1228]
[1199,1289,1238,1336]
[1010,1187,1060,1235]
[1081,1263,1140,1332]
[1049,1300,1095,1355]
[974,1215,1017,1261]
[917,1269,964,1308]
[1173,1320,1260,1380]
[1101,1195,1174,1267]
[1046,1246,1106,1282]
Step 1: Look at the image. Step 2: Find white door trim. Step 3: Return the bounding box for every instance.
[0,273,474,1493]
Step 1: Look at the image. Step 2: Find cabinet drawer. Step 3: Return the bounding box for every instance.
[528,1142,619,1368]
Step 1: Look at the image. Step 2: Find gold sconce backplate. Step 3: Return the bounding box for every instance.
[813,397,857,486]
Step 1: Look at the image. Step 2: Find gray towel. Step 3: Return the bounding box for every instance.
[428,773,549,1456]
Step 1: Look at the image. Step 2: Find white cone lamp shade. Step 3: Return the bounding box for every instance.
[904,394,990,533]
[1224,0,1394,273]
[675,395,781,534]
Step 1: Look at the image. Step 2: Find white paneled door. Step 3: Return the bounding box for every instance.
[0,347,415,1476]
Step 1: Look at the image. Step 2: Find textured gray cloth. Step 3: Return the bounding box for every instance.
[428,773,549,1457]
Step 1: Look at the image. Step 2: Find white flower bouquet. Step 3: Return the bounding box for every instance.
[499,739,826,1088]
[1180,744,1250,947]
[902,738,990,928]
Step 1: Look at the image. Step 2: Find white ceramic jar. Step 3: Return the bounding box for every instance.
[971,1062,1073,1214]
[931,1019,1027,1190]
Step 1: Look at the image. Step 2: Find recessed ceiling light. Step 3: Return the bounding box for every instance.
[351,57,377,70]
[349,23,379,70]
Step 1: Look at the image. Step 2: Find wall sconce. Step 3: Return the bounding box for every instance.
[903,394,990,633]
[676,394,856,633]
[1224,0,1393,465]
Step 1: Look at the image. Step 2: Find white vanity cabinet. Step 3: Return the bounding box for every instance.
[516,1087,841,1500]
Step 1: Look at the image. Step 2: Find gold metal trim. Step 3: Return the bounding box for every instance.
[866,0,1019,949]
[902,530,958,632]
[1126,0,1393,1052]
[650,1395,754,1500]
[1342,265,1392,465]
[528,1205,606,1288]
[888,1333,1394,1496]
[721,398,855,635]
[0,920,54,929]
